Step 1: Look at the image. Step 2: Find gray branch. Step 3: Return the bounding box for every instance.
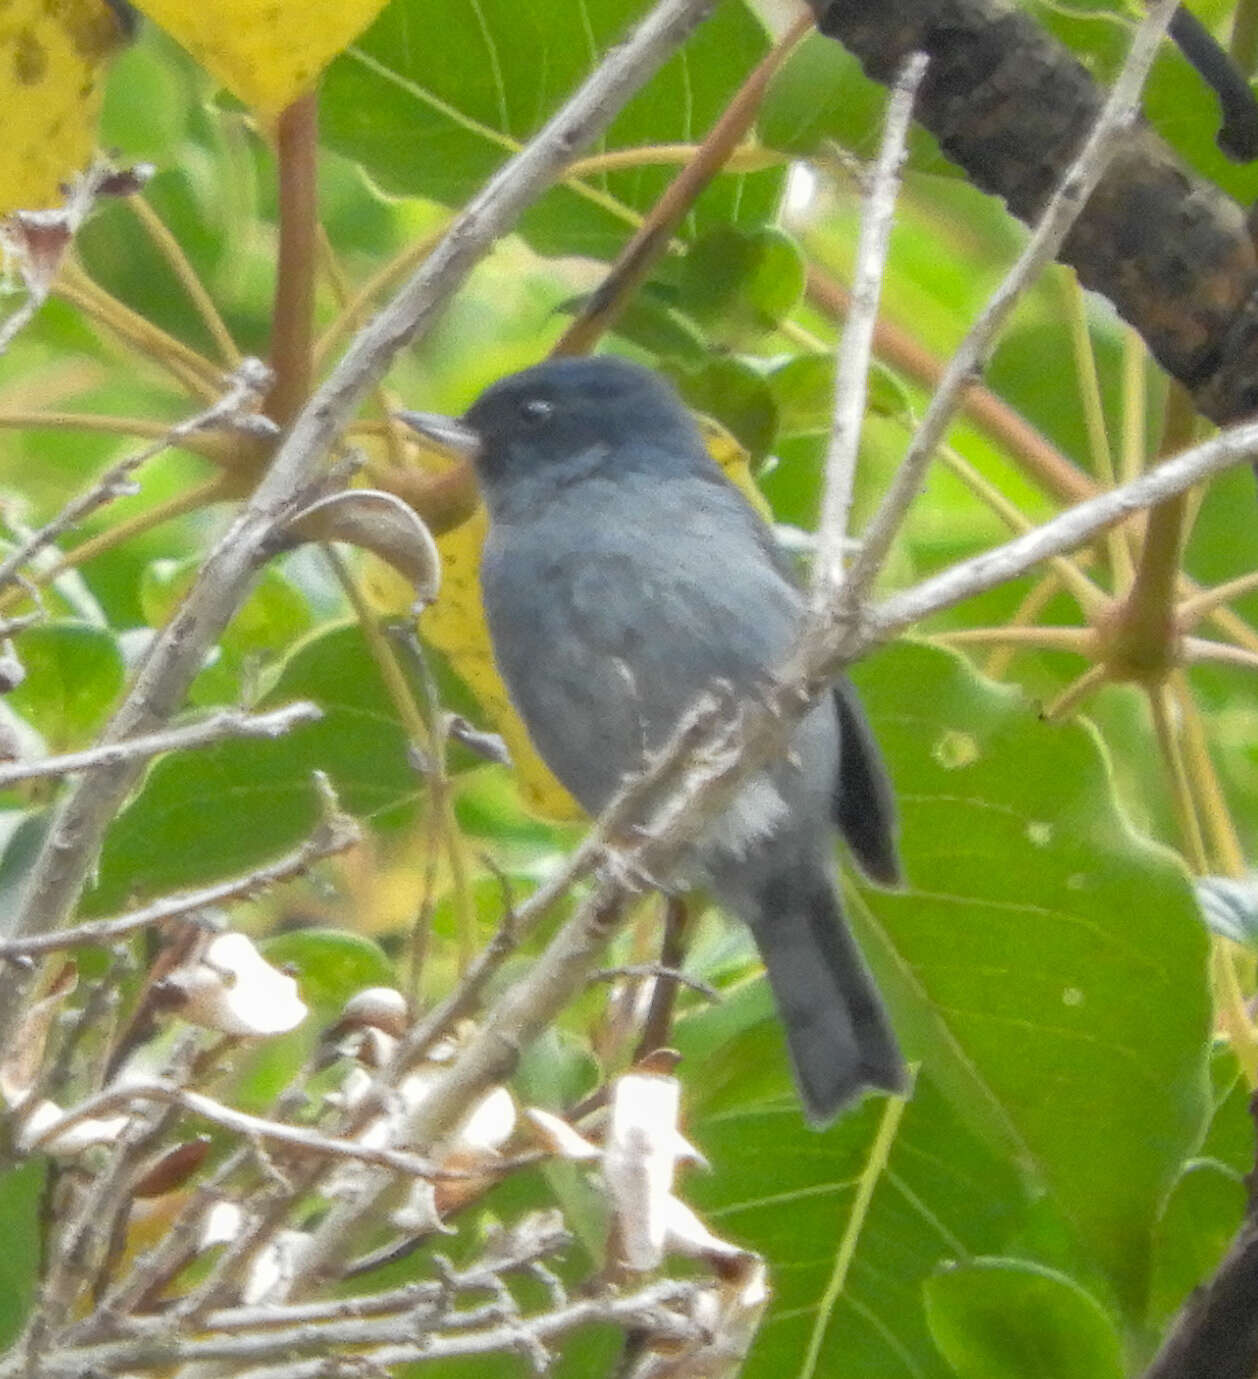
[0,702,319,790]
[813,50,926,603]
[842,0,1183,601]
[0,799,358,959]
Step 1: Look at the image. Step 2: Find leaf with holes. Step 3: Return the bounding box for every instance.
[848,641,1210,1314]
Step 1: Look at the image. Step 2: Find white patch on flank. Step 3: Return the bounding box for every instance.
[702,775,790,859]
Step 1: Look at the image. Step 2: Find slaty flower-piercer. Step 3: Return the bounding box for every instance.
[401,356,905,1124]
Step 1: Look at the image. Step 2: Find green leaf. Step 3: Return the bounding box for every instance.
[86,622,421,912]
[1149,1159,1245,1329]
[768,352,912,438]
[850,643,1211,1312]
[7,621,125,751]
[678,226,805,343]
[0,1161,44,1349]
[668,356,778,459]
[681,1072,1033,1379]
[924,1258,1124,1379]
[758,32,958,176]
[141,557,313,699]
[261,927,395,1011]
[321,0,785,260]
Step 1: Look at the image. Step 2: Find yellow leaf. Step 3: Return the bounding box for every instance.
[131,0,389,115]
[366,414,770,822]
[0,0,127,215]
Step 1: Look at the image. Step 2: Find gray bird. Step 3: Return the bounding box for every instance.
[402,356,905,1123]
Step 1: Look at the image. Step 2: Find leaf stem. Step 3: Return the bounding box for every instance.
[128,195,241,367]
[1061,268,1133,586]
[266,91,321,427]
[553,11,812,356]
[54,259,224,401]
[801,1087,910,1379]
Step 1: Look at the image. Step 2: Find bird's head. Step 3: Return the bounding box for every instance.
[399,357,709,512]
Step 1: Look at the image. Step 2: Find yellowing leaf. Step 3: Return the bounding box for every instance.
[367,415,771,822]
[0,0,127,215]
[131,0,389,115]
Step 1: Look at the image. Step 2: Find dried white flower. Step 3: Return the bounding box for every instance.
[525,1107,601,1161]
[242,1229,312,1305]
[336,986,409,1037]
[660,1195,747,1263]
[199,1200,246,1251]
[604,1071,686,1271]
[165,932,306,1037]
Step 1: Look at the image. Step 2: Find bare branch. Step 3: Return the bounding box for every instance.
[593,963,719,1003]
[0,357,274,595]
[0,804,359,959]
[868,415,1258,639]
[25,1082,463,1182]
[843,0,1183,601]
[0,702,320,790]
[16,1281,698,1379]
[812,50,927,605]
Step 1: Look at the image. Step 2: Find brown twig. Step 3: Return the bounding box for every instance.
[266,92,320,429]
[552,10,812,357]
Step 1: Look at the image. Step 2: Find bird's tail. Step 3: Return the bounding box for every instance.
[745,874,905,1125]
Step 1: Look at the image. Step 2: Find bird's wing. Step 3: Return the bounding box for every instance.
[481,477,802,813]
[831,681,901,885]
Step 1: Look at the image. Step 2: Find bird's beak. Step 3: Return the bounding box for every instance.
[396,410,482,462]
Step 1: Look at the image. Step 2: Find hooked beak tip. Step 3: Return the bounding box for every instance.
[396,409,481,462]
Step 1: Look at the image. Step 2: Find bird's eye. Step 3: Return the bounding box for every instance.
[519,397,552,424]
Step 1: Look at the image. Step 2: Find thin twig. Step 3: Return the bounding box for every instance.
[813,51,927,604]
[0,702,320,790]
[25,1082,474,1182]
[869,414,1258,638]
[14,1280,698,1379]
[0,359,274,596]
[843,0,1183,602]
[0,805,360,959]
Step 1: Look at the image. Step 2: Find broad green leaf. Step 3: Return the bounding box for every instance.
[681,1072,1033,1379]
[7,621,125,751]
[86,622,420,912]
[667,355,778,459]
[141,558,311,656]
[0,1161,44,1348]
[678,227,806,344]
[1200,1049,1255,1176]
[758,32,958,176]
[321,0,785,260]
[260,927,394,1011]
[924,1258,1124,1379]
[768,351,912,437]
[851,642,1211,1311]
[140,557,313,701]
[1148,1158,1245,1330]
